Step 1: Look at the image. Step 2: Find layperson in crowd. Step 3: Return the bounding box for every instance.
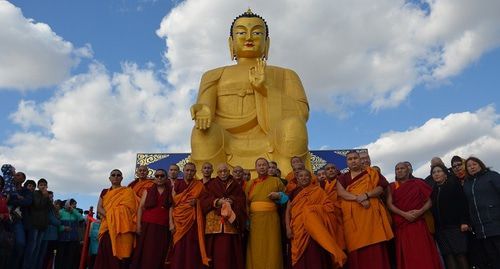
[245,158,286,269]
[88,217,101,269]
[8,171,32,269]
[286,169,346,269]
[128,165,154,199]
[168,162,209,269]
[322,163,345,250]
[430,164,470,269]
[386,162,443,269]
[23,178,52,269]
[425,157,445,186]
[36,191,60,269]
[201,162,214,185]
[0,175,13,268]
[131,168,172,269]
[94,169,137,269]
[336,150,393,269]
[200,163,247,269]
[55,198,83,269]
[463,156,500,269]
[450,156,467,185]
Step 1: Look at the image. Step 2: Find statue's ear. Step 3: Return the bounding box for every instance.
[264,37,270,60]
[228,37,236,61]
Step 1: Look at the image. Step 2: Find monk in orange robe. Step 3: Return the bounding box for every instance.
[168,162,209,269]
[200,163,247,269]
[322,163,345,250]
[128,165,155,199]
[94,169,137,269]
[387,162,443,269]
[336,151,394,269]
[285,157,317,191]
[286,170,346,269]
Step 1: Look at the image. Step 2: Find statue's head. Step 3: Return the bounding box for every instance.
[229,9,270,60]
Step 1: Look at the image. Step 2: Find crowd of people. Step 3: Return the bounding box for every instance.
[1,151,500,269]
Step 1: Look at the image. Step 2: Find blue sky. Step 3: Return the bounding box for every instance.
[1,0,499,210]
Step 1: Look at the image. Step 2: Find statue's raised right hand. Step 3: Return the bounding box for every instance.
[191,104,212,130]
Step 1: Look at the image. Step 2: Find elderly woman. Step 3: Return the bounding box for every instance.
[430,164,469,269]
[463,156,500,269]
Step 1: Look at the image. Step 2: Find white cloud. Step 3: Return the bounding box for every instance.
[364,105,500,179]
[156,0,500,113]
[0,1,90,90]
[0,62,192,194]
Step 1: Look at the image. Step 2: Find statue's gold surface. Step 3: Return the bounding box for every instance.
[190,10,310,177]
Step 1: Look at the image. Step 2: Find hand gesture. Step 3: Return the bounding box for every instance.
[460,224,470,232]
[136,224,142,235]
[249,58,266,94]
[403,212,417,222]
[286,226,293,239]
[190,104,212,130]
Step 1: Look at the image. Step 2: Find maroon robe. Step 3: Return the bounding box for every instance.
[130,183,172,269]
[390,179,443,269]
[199,176,247,269]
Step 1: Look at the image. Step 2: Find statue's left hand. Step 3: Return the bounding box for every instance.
[249,58,267,95]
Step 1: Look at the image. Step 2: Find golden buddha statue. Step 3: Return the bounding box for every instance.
[190,9,310,177]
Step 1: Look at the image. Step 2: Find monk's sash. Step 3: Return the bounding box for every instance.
[250,201,277,212]
[290,185,346,267]
[130,179,155,199]
[98,187,137,259]
[341,168,394,252]
[172,180,210,266]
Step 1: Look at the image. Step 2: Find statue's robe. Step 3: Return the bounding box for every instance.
[94,187,137,269]
[192,66,309,175]
[389,179,443,269]
[289,185,346,269]
[130,184,172,269]
[168,180,209,269]
[200,176,247,269]
[338,168,394,269]
[245,176,285,269]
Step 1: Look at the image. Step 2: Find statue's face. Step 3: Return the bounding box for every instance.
[231,17,267,59]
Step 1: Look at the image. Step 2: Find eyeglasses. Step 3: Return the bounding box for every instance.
[110,174,122,177]
[155,175,166,178]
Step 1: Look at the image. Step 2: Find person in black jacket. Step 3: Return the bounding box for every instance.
[463,156,500,269]
[23,178,51,269]
[430,164,469,269]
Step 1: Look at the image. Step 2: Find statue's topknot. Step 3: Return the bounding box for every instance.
[230,9,269,38]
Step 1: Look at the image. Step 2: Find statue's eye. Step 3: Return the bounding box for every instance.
[253,31,263,36]
[235,31,246,36]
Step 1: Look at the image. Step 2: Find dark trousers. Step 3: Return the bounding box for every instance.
[471,235,500,269]
[55,241,79,269]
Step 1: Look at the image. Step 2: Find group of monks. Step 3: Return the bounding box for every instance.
[91,150,444,269]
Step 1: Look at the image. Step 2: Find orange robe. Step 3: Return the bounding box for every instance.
[339,168,393,269]
[170,180,209,267]
[290,185,347,268]
[323,178,345,250]
[98,187,137,259]
[285,173,318,195]
[128,178,155,199]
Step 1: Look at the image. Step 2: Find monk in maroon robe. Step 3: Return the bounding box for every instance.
[386,162,443,269]
[130,169,172,269]
[200,163,247,269]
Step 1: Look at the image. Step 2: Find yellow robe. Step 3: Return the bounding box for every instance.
[245,176,285,269]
